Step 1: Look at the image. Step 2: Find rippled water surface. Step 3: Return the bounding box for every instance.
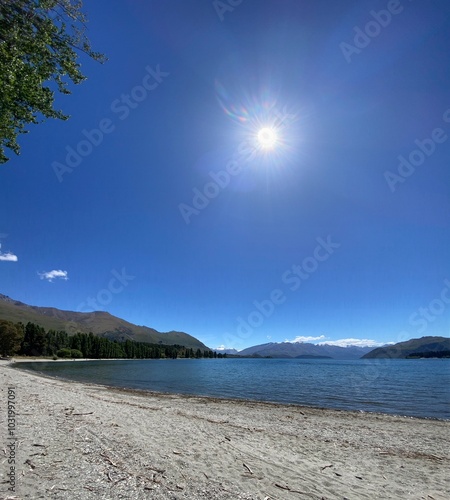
[16,358,450,419]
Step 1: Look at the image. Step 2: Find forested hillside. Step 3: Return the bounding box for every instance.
[0,320,221,359]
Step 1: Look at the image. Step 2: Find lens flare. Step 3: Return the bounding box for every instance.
[215,80,298,163]
[257,127,278,149]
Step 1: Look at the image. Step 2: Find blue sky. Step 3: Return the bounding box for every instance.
[1,0,449,350]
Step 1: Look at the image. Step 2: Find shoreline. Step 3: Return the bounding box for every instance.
[1,362,449,499]
[9,359,449,422]
[11,362,449,424]
[9,357,148,362]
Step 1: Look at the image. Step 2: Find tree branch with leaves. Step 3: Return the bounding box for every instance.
[0,0,105,163]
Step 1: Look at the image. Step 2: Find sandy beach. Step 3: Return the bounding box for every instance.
[0,361,449,499]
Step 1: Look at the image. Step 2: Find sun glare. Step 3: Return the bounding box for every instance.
[257,127,278,150]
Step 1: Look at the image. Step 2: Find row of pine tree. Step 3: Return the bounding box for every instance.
[0,320,224,359]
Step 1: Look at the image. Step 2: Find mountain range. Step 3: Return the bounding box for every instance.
[237,342,374,359]
[0,293,207,350]
[2,293,449,359]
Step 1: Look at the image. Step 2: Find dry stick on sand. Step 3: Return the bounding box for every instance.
[274,483,309,495]
[243,463,254,475]
[100,452,118,467]
[146,465,166,474]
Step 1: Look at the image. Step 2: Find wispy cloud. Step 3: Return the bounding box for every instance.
[38,269,69,282]
[0,244,18,262]
[288,335,327,343]
[317,338,388,348]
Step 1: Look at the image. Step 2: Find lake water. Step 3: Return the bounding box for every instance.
[16,358,450,420]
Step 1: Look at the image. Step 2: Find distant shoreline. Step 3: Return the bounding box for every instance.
[9,356,450,371]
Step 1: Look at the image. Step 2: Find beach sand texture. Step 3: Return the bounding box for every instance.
[0,362,449,499]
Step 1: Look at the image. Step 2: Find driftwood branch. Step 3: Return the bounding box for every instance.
[243,463,253,474]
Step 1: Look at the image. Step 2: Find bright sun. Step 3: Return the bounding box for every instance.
[257,127,278,150]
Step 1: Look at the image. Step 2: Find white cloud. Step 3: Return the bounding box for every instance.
[0,252,18,262]
[288,335,327,343]
[0,244,18,262]
[215,345,240,352]
[317,338,388,348]
[38,269,69,282]
[283,334,391,348]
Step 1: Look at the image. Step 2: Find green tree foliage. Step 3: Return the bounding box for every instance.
[21,322,47,355]
[0,320,24,356]
[0,319,219,360]
[0,0,105,163]
[406,350,450,359]
[47,329,70,354]
[4,321,218,360]
[56,347,72,358]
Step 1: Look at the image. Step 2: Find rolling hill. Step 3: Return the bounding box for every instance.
[362,336,450,359]
[0,294,208,350]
